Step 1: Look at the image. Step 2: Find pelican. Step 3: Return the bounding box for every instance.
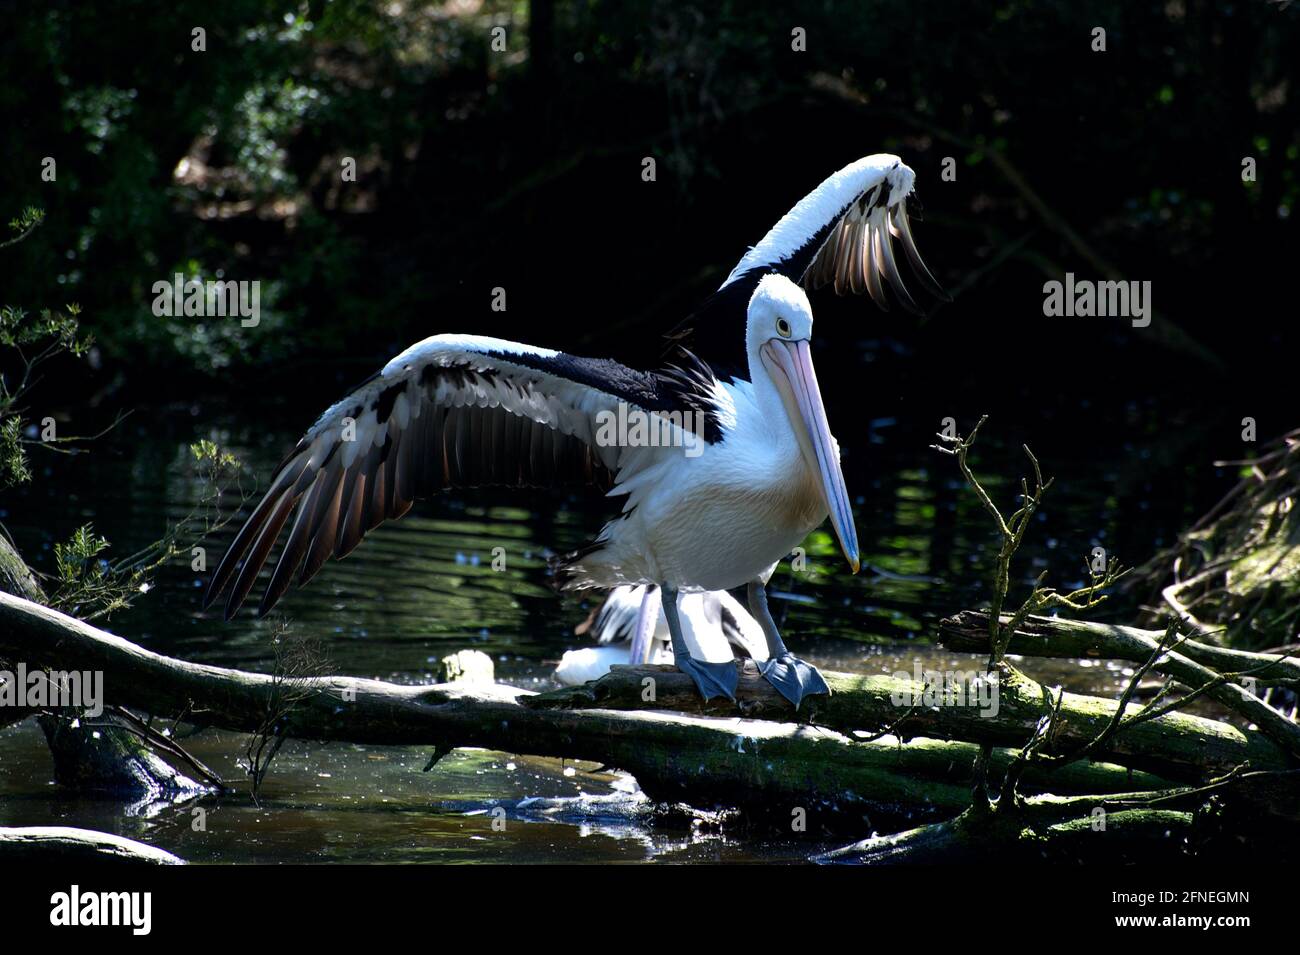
[203,153,946,706]
[555,585,768,686]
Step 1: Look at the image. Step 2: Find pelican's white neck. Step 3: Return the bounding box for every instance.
[745,274,813,421]
[747,337,787,425]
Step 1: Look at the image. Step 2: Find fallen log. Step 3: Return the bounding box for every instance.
[940,611,1300,760]
[0,591,1168,830]
[529,660,1292,780]
[940,610,1300,684]
[815,803,1196,865]
[816,765,1300,864]
[0,826,184,865]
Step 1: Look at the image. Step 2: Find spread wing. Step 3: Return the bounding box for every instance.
[203,335,701,619]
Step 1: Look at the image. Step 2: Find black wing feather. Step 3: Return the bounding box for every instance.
[205,350,708,619]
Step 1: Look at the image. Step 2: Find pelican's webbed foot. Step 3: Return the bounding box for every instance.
[746,579,830,710]
[758,654,829,709]
[660,583,739,702]
[676,657,739,702]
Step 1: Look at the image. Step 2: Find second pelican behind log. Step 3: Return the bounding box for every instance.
[556,585,768,686]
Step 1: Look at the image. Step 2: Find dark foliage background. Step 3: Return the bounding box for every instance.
[1,0,1296,445]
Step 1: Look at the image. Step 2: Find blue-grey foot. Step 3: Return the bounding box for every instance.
[660,582,739,701]
[759,654,830,709]
[675,657,739,702]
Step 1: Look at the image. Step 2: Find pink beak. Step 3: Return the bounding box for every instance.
[761,339,861,574]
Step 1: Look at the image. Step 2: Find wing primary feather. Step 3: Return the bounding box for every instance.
[381,431,399,516]
[225,489,296,620]
[438,406,454,487]
[864,226,889,310]
[479,407,497,483]
[299,467,345,586]
[259,480,326,616]
[501,412,523,484]
[367,457,388,533]
[878,223,922,314]
[428,407,445,487]
[491,409,508,483]
[336,466,370,558]
[452,407,471,485]
[848,220,866,296]
[543,425,560,484]
[551,417,567,478]
[833,220,854,295]
[894,203,951,301]
[333,463,363,557]
[529,415,546,483]
[410,405,433,495]
[202,461,306,611]
[393,428,415,513]
[833,214,856,295]
[467,405,484,482]
[441,406,460,485]
[361,435,390,533]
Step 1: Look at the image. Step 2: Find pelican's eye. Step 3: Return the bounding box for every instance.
[776,318,792,338]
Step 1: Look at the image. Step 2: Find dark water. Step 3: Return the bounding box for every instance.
[0,384,1232,863]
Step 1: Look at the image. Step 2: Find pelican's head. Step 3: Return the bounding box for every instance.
[748,274,860,574]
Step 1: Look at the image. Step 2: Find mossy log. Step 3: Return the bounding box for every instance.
[939,610,1300,684]
[37,712,209,801]
[0,591,1170,829]
[0,533,44,603]
[0,533,42,731]
[816,802,1196,865]
[530,660,1292,780]
[815,776,1292,864]
[0,826,184,865]
[940,611,1300,760]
